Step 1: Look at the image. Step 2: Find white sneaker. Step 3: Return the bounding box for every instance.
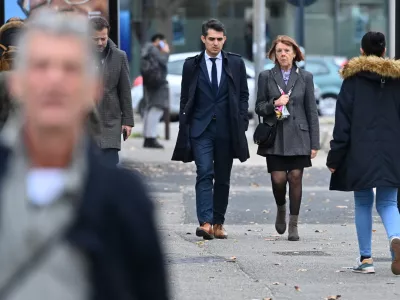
[352,257,375,274]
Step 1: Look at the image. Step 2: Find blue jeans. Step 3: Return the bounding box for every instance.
[191,120,233,225]
[354,187,400,258]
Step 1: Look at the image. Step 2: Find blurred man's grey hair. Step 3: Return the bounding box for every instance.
[14,8,97,75]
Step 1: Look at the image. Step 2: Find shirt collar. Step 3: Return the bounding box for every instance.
[205,51,222,61]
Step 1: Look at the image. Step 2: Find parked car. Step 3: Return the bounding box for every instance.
[304,55,347,116]
[131,52,257,121]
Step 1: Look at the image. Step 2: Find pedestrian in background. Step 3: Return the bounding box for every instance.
[0,9,169,299]
[89,16,134,165]
[172,19,250,240]
[255,35,320,241]
[327,31,400,275]
[141,33,170,149]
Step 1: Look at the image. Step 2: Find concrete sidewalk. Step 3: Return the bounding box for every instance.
[121,117,399,300]
[155,192,399,300]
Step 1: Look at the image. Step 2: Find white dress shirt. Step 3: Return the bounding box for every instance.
[204,51,222,86]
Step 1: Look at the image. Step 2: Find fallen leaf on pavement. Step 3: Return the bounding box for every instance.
[315,230,325,233]
[336,206,348,208]
[272,282,280,285]
[325,296,341,300]
[250,183,259,187]
[195,241,204,246]
[274,263,281,266]
[294,286,301,291]
[372,229,377,233]
[226,256,237,262]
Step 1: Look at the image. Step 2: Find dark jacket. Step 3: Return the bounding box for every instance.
[0,141,169,300]
[95,39,134,150]
[327,56,400,191]
[171,50,250,163]
[0,72,12,130]
[255,64,320,156]
[141,43,169,110]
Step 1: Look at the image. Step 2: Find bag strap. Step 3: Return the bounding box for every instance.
[0,223,69,298]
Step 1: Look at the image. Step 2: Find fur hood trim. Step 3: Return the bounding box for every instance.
[340,56,400,79]
[0,21,24,41]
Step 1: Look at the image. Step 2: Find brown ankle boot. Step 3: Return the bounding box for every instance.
[275,205,287,234]
[214,224,228,239]
[196,223,214,240]
[288,215,299,241]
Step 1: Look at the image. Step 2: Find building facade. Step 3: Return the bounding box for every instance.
[126,0,388,77]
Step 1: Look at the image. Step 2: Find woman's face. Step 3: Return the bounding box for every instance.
[275,42,296,69]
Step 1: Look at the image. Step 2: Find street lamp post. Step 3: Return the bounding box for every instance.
[253,0,266,126]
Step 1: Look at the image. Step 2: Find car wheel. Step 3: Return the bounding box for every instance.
[318,94,337,116]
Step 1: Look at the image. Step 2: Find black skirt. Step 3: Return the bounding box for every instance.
[266,155,312,173]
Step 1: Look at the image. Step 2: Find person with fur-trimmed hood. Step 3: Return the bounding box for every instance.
[327,31,400,276]
[0,17,25,130]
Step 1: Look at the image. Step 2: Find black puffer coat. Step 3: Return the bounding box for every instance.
[327,56,400,191]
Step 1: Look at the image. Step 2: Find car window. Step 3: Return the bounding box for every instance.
[168,60,185,75]
[305,61,329,75]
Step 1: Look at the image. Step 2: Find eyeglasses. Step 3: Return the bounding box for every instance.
[17,0,92,16]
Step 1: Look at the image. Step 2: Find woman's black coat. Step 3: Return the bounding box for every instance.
[327,56,400,191]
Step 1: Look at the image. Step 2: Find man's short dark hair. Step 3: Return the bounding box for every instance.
[151,33,165,42]
[202,19,226,36]
[89,16,110,33]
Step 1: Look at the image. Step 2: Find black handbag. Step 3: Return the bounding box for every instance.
[253,115,277,148]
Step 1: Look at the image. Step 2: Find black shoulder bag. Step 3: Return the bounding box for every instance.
[253,69,278,148]
[253,114,277,148]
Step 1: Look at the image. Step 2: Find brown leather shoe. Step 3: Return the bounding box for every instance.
[214,224,228,239]
[196,223,214,240]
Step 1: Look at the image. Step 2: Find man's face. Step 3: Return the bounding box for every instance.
[10,32,98,130]
[201,29,226,56]
[92,28,108,52]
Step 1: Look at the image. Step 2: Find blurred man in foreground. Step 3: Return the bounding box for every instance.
[0,9,168,300]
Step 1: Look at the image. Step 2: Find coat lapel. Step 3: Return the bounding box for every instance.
[271,65,287,93]
[222,52,235,89]
[285,66,299,94]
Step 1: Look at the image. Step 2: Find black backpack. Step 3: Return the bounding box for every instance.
[140,52,164,89]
